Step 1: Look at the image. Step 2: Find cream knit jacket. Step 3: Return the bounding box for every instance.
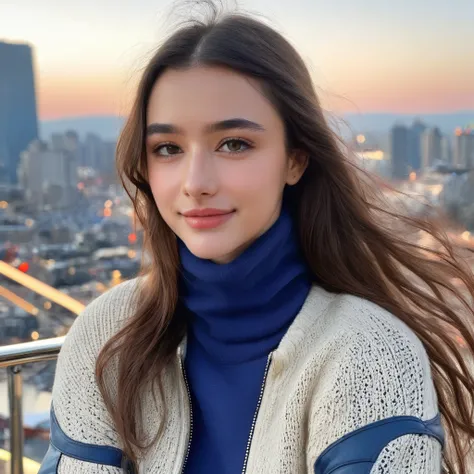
[49,278,442,473]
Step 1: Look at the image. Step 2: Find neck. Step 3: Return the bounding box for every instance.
[178,208,311,363]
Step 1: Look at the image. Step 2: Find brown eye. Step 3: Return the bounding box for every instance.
[218,139,252,154]
[154,144,182,156]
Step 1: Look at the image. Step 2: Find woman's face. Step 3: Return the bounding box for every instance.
[146,66,305,263]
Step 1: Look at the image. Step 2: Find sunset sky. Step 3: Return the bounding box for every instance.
[1,0,473,120]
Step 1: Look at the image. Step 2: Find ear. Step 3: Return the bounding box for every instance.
[286,150,308,186]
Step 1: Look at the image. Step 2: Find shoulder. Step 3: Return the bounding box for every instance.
[303,286,431,371]
[60,276,142,360]
[49,278,143,459]
[293,286,438,421]
[301,286,430,361]
[317,289,438,420]
[302,290,443,472]
[53,277,143,419]
[300,288,441,469]
[332,291,428,360]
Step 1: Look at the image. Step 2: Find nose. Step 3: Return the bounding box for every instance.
[182,147,218,198]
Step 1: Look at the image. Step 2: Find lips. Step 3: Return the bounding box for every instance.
[181,208,235,230]
[182,208,233,218]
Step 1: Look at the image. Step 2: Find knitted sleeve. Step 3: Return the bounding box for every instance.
[308,298,443,473]
[39,279,139,474]
[353,315,443,473]
[370,435,441,473]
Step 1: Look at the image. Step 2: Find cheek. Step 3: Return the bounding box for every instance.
[147,165,178,210]
[223,154,287,198]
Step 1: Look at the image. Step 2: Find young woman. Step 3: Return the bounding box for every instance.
[39,6,474,474]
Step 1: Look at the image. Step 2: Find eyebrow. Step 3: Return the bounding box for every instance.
[146,118,266,136]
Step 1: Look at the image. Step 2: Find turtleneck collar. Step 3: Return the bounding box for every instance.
[178,207,311,363]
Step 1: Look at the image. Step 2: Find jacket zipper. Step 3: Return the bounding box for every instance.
[179,355,194,474]
[241,353,273,474]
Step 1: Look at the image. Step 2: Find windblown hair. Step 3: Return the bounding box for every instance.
[96,3,474,472]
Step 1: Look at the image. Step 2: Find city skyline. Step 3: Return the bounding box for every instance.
[1,0,474,119]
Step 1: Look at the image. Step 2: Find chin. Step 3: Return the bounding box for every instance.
[184,236,241,263]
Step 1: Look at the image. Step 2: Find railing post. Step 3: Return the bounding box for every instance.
[8,365,24,474]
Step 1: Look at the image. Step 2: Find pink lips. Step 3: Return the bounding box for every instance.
[181,208,235,230]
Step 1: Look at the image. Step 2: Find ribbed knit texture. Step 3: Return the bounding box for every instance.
[49,278,442,473]
[178,208,311,474]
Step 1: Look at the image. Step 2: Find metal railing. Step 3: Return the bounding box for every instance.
[0,260,83,473]
[0,336,65,474]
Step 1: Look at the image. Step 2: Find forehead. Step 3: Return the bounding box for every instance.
[146,66,283,129]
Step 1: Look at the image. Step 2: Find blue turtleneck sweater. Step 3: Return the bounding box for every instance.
[179,208,311,474]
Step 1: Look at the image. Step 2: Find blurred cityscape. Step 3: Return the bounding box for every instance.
[0,38,473,467]
[0,40,144,466]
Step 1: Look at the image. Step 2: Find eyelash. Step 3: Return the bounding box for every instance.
[151,138,254,157]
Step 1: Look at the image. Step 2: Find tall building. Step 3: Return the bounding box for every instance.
[0,41,38,183]
[100,140,117,176]
[390,125,410,179]
[440,135,452,164]
[421,127,442,171]
[80,133,116,177]
[81,133,103,169]
[453,128,474,169]
[407,120,426,171]
[51,130,80,154]
[18,140,78,210]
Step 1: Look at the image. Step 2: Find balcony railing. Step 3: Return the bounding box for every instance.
[0,259,83,473]
[0,337,64,474]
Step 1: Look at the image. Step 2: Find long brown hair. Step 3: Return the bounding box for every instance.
[96,4,474,471]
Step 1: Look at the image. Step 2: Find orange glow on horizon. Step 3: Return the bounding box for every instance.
[38,74,136,119]
[37,67,474,119]
[39,87,474,119]
[324,82,474,115]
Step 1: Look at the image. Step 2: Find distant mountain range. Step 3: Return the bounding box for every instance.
[40,111,474,141]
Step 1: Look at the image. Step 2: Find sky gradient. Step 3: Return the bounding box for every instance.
[1,0,473,119]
